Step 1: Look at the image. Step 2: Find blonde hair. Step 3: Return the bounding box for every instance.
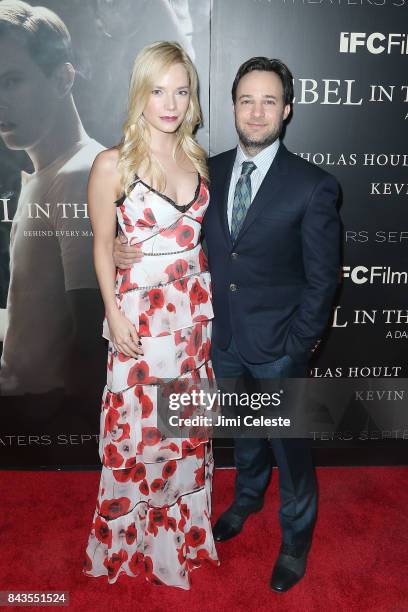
[117,41,208,196]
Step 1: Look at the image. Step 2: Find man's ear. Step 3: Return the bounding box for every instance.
[283,104,291,121]
[53,62,75,98]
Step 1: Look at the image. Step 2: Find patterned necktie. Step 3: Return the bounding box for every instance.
[230,161,257,241]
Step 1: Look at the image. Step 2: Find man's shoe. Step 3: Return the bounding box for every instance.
[270,542,311,592]
[213,501,263,542]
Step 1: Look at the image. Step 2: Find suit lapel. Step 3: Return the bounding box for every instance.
[215,148,236,247]
[234,142,289,244]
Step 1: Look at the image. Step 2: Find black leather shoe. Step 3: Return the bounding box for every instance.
[270,542,311,592]
[213,501,264,542]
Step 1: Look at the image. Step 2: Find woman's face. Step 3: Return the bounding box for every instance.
[142,62,191,136]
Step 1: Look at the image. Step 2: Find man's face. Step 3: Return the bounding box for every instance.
[0,34,61,150]
[234,70,290,150]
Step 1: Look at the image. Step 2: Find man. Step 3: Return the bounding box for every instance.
[113,56,340,592]
[0,1,105,404]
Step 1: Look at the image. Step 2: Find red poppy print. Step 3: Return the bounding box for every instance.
[159,441,180,453]
[142,427,162,446]
[165,259,188,282]
[104,408,120,436]
[182,439,199,456]
[192,182,208,210]
[128,551,144,575]
[138,313,151,336]
[199,248,208,272]
[148,288,164,309]
[162,460,177,479]
[103,549,128,579]
[103,443,124,468]
[174,277,189,293]
[198,338,211,363]
[139,479,149,495]
[141,394,153,419]
[99,497,131,520]
[116,422,130,442]
[176,224,194,247]
[127,360,151,386]
[185,324,203,357]
[119,269,138,293]
[95,516,112,547]
[132,463,146,482]
[143,208,156,225]
[150,478,165,492]
[185,526,206,548]
[120,208,135,233]
[189,279,209,306]
[126,523,137,545]
[112,393,124,408]
[195,464,205,487]
[112,467,133,483]
[174,329,186,345]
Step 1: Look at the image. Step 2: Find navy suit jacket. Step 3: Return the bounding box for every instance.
[203,142,341,364]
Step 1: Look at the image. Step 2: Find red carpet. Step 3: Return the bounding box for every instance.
[1,467,407,612]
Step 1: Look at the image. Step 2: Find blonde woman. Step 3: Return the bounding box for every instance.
[82,42,219,589]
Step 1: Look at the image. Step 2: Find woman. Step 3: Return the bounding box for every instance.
[82,41,219,589]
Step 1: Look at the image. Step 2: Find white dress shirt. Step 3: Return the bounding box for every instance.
[227,139,280,230]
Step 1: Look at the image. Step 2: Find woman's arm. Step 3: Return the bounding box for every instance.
[88,149,143,358]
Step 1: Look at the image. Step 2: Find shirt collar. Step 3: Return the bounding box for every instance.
[234,139,280,173]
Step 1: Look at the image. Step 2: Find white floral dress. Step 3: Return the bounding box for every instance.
[83,174,219,589]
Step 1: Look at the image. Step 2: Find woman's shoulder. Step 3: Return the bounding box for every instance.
[92,146,120,175]
[89,147,122,200]
[90,146,122,193]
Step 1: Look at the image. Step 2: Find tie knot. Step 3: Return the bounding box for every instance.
[240,161,256,177]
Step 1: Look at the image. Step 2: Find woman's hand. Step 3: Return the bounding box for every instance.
[106,309,143,358]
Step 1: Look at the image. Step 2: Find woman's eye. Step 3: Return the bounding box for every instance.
[152,89,162,95]
[178,90,189,96]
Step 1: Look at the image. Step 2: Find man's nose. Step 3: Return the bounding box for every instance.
[251,102,265,117]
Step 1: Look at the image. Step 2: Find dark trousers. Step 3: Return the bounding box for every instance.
[211,336,317,546]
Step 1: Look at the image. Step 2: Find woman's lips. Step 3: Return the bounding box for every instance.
[160,116,178,122]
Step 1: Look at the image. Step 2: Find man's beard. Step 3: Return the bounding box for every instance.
[236,120,282,153]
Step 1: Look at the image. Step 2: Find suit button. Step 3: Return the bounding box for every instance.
[229,283,238,292]
[231,252,238,259]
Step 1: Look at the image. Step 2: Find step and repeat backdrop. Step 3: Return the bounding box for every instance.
[0,0,406,467]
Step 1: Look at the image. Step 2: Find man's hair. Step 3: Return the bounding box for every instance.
[0,0,73,76]
[231,57,294,106]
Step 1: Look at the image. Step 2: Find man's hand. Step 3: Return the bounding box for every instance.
[113,232,143,269]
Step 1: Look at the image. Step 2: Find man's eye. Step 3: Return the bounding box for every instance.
[2,76,20,89]
[265,100,275,105]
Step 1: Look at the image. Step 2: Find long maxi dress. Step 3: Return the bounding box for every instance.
[83,173,219,589]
